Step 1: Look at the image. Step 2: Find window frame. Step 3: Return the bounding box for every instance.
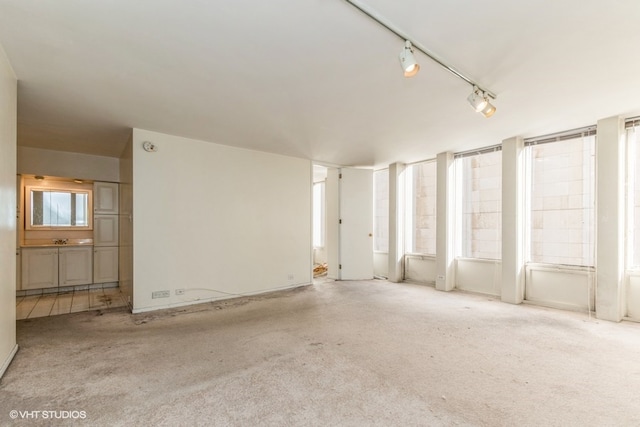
[524,127,596,267]
[626,120,640,270]
[25,185,93,231]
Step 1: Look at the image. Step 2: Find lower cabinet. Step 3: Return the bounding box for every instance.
[21,246,93,290]
[59,246,93,286]
[94,246,119,283]
[21,247,59,290]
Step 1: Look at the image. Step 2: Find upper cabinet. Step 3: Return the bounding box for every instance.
[94,215,119,246]
[94,182,119,214]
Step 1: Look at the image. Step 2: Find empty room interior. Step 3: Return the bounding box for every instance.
[2,1,640,425]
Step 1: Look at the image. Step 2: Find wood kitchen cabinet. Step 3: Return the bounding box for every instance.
[21,246,93,290]
[94,215,119,246]
[21,247,58,290]
[94,181,119,284]
[93,246,119,283]
[94,181,119,214]
[93,182,120,283]
[59,246,93,286]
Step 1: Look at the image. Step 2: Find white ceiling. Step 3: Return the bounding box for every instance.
[1,0,640,167]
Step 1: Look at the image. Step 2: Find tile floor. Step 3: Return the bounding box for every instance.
[16,288,128,320]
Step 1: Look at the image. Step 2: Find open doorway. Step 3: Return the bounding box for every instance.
[312,165,328,281]
[15,174,128,320]
[313,165,374,282]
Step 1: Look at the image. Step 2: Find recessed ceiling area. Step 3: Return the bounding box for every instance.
[1,0,639,167]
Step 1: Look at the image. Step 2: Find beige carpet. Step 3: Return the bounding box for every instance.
[2,280,640,426]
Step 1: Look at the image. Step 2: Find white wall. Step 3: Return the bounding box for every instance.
[132,129,312,312]
[525,264,594,312]
[627,274,640,319]
[373,252,388,278]
[0,43,17,378]
[18,146,120,182]
[404,255,436,284]
[456,258,501,296]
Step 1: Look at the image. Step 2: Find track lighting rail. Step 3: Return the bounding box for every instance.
[344,0,497,100]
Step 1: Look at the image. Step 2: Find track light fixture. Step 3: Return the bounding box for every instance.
[344,0,498,117]
[467,87,496,118]
[480,100,496,118]
[467,87,487,112]
[399,40,419,77]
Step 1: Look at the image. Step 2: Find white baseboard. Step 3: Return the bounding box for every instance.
[0,344,19,379]
[132,282,310,314]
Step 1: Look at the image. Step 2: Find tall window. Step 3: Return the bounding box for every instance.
[525,128,596,266]
[373,169,389,252]
[627,120,640,267]
[456,147,502,260]
[312,182,325,247]
[405,161,437,255]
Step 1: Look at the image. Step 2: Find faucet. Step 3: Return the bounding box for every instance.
[53,238,68,245]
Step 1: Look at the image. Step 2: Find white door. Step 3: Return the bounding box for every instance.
[325,168,340,280]
[324,167,374,280]
[339,168,373,280]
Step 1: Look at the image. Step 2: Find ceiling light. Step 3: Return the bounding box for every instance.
[344,0,498,114]
[467,87,497,118]
[399,40,419,77]
[467,87,487,112]
[480,100,496,118]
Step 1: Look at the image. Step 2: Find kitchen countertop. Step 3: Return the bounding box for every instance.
[21,239,94,248]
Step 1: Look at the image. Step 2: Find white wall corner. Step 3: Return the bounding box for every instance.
[436,152,455,291]
[596,116,625,321]
[501,136,525,304]
[0,344,18,379]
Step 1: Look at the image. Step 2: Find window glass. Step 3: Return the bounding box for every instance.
[457,150,502,260]
[28,188,90,228]
[628,126,640,267]
[406,161,437,254]
[527,135,595,266]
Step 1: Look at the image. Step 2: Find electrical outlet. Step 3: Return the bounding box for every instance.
[175,289,185,296]
[437,275,445,281]
[287,274,295,280]
[152,290,170,299]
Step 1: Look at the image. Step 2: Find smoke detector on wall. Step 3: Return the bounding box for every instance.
[142,141,158,152]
